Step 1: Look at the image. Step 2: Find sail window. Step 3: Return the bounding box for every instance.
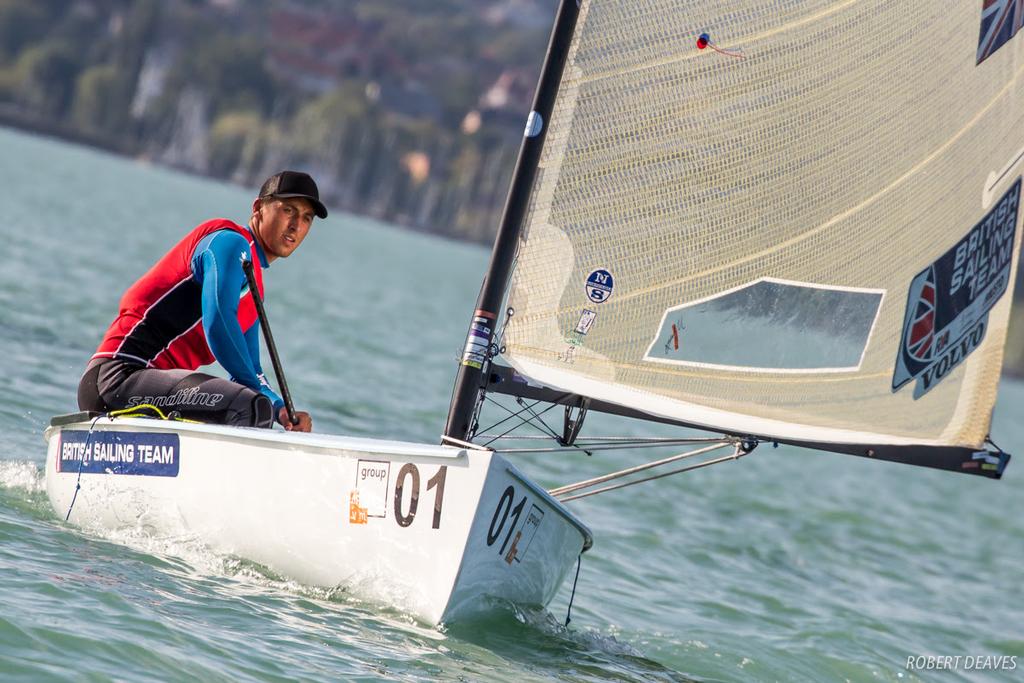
[644,278,884,373]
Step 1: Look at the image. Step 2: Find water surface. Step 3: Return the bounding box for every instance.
[1,127,1021,682]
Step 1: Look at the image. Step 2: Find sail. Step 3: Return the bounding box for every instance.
[501,0,1024,456]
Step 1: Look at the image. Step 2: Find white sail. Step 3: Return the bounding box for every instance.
[502,0,1024,453]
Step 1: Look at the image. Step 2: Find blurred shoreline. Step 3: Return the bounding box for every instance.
[0,0,554,243]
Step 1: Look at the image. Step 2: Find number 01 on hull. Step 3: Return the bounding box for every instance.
[44,417,592,625]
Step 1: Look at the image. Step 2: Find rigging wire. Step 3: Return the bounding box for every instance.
[476,390,571,437]
[482,438,733,454]
[556,445,749,503]
[549,441,735,497]
[482,395,594,455]
[476,396,545,437]
[519,400,572,444]
[478,397,563,447]
[480,434,729,443]
[465,360,757,496]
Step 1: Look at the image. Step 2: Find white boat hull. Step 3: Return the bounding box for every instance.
[43,417,591,625]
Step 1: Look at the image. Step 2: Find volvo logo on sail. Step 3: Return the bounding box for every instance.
[892,178,1019,397]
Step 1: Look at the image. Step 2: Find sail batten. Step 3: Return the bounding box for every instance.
[499,0,1024,466]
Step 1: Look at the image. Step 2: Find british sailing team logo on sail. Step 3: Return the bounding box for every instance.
[905,268,938,363]
[892,178,1020,397]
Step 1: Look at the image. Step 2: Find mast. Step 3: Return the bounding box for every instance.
[444,0,581,442]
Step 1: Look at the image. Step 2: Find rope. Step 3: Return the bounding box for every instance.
[63,406,198,522]
[985,434,1006,454]
[65,414,103,521]
[107,404,201,423]
[564,553,582,627]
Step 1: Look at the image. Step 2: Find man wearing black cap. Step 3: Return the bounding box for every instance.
[78,171,327,431]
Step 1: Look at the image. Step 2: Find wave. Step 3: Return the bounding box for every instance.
[0,460,45,494]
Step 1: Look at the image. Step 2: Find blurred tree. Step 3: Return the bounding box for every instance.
[71,64,132,133]
[435,70,483,127]
[49,3,107,63]
[0,0,51,64]
[485,27,549,65]
[111,0,161,67]
[208,110,265,178]
[290,82,372,158]
[0,0,551,248]
[179,38,276,118]
[13,41,80,117]
[0,65,18,101]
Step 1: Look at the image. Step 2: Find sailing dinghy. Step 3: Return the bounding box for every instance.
[46,0,1020,624]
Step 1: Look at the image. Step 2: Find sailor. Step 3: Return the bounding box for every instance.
[77,171,324,431]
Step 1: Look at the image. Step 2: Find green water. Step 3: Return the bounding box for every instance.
[0,126,1021,682]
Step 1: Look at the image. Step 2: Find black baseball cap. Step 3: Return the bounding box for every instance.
[259,170,328,219]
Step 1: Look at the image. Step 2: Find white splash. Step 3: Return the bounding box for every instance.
[0,460,45,493]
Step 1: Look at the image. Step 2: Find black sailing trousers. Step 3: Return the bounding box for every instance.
[77,358,274,428]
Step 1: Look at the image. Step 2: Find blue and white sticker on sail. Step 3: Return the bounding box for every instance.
[57,430,180,477]
[585,269,614,303]
[524,111,543,138]
[892,178,1019,398]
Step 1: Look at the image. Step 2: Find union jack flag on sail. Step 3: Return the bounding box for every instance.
[977,0,1024,64]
